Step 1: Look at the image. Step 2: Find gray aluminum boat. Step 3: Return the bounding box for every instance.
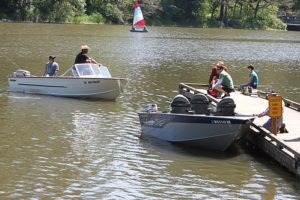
[138,94,254,151]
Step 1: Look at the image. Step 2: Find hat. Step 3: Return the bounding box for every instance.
[216,61,224,67]
[81,45,90,50]
[49,55,56,59]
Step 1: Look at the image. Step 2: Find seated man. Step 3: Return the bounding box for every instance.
[239,65,259,90]
[74,45,99,64]
[212,63,234,98]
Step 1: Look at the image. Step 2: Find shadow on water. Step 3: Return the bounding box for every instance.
[241,141,300,183]
[139,134,241,159]
[5,91,119,102]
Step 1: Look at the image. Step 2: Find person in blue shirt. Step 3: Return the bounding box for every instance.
[43,56,59,76]
[239,65,259,90]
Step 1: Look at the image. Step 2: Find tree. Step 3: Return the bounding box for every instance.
[85,0,132,24]
[0,0,31,21]
[293,0,300,11]
[32,0,85,22]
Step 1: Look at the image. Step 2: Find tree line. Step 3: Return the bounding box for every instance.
[0,0,299,29]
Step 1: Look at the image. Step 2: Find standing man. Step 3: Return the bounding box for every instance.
[212,63,234,98]
[239,64,259,90]
[74,45,98,64]
[44,55,59,76]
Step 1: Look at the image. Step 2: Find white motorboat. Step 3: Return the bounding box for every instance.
[138,94,254,151]
[8,63,127,100]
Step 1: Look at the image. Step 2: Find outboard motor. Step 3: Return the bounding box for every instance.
[145,103,158,113]
[190,93,210,115]
[170,94,191,114]
[216,97,236,116]
[15,69,31,77]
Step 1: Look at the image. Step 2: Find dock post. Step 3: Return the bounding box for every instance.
[271,118,277,135]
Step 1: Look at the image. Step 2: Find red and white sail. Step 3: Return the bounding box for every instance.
[132,0,145,27]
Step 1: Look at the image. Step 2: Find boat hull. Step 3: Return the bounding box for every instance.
[138,112,253,151]
[130,29,148,33]
[8,77,127,100]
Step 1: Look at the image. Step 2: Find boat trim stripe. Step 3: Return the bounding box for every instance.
[18,83,66,88]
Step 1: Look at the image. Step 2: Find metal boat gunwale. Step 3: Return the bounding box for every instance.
[139,112,253,125]
[8,76,127,80]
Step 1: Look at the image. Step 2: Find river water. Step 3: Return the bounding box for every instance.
[0,23,300,199]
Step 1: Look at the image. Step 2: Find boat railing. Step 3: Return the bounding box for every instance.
[60,67,73,77]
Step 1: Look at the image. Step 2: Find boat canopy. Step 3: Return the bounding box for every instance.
[72,63,112,78]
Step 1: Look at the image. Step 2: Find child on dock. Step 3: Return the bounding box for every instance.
[239,65,259,91]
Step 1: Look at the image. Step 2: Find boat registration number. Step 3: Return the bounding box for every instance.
[84,80,100,84]
[211,120,231,124]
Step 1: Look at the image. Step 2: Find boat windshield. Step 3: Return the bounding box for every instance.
[73,64,111,78]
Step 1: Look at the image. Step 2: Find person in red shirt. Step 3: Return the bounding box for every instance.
[208,61,226,88]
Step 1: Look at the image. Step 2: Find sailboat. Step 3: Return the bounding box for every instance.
[130,0,148,32]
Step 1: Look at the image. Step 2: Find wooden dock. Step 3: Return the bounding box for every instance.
[178,83,300,178]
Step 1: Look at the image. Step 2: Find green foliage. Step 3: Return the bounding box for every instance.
[86,0,129,24]
[293,0,300,11]
[89,12,106,24]
[0,0,296,30]
[103,3,124,24]
[71,13,105,24]
[72,15,89,24]
[31,0,85,22]
[268,16,287,30]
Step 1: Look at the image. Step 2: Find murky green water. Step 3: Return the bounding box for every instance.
[0,23,300,199]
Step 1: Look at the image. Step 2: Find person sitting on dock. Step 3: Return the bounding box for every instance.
[212,63,234,98]
[43,55,59,77]
[74,45,100,65]
[239,65,259,91]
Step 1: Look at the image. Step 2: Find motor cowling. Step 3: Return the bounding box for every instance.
[190,93,210,115]
[15,69,31,77]
[170,94,191,114]
[216,97,236,116]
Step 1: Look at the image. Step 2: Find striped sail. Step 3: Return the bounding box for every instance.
[133,0,145,27]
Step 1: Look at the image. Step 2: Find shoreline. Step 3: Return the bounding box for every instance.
[0,20,289,31]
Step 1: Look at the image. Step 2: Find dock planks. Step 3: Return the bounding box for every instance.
[178,82,300,178]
